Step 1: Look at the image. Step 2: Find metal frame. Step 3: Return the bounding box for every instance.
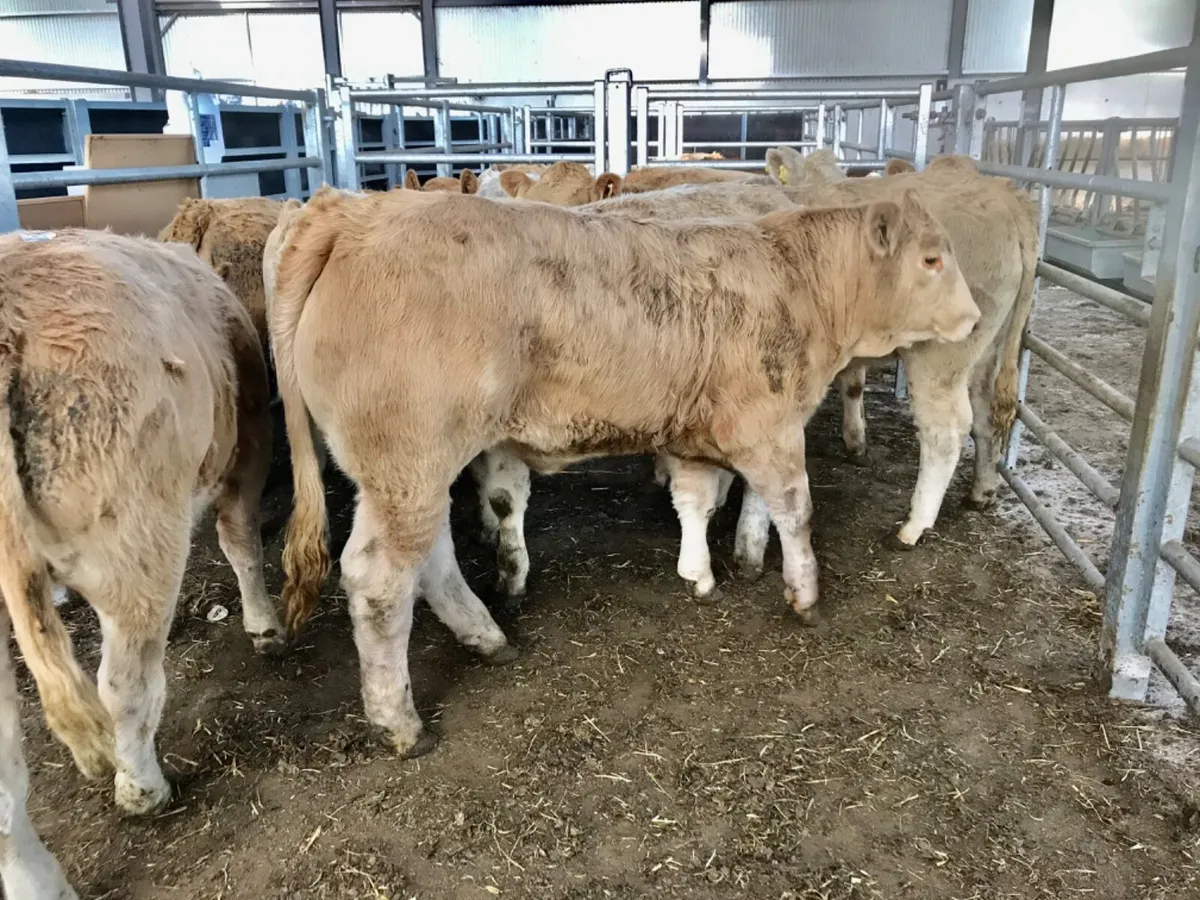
[0,58,332,232]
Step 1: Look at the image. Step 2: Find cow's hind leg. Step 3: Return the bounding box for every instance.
[666,456,724,598]
[420,509,518,663]
[967,340,1005,510]
[0,606,79,900]
[341,492,441,758]
[894,354,972,548]
[476,449,532,602]
[733,486,772,580]
[468,454,501,546]
[734,421,821,624]
[836,363,869,463]
[214,417,285,655]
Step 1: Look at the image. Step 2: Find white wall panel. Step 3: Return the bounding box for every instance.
[340,11,424,83]
[963,0,1034,74]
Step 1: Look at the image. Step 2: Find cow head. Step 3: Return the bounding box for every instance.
[500,161,622,205]
[158,198,214,250]
[884,158,917,176]
[854,191,979,356]
[415,169,479,194]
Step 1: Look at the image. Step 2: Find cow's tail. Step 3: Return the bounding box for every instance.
[991,192,1040,449]
[0,315,115,780]
[269,191,338,637]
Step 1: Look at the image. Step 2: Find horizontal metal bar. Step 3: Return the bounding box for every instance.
[356,84,594,98]
[0,57,316,102]
[648,90,921,102]
[1160,540,1200,597]
[1025,332,1136,421]
[975,161,1173,203]
[1017,403,1120,508]
[9,153,77,165]
[678,106,818,115]
[840,141,880,153]
[1179,437,1200,469]
[644,158,771,169]
[221,146,287,159]
[1037,261,1151,326]
[682,140,817,149]
[931,88,955,102]
[356,151,592,165]
[887,148,917,161]
[988,116,1178,130]
[975,46,1193,96]
[526,140,595,148]
[1000,464,1106,590]
[347,93,511,113]
[1143,637,1200,717]
[12,156,320,189]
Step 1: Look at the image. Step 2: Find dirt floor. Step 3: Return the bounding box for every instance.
[12,287,1200,900]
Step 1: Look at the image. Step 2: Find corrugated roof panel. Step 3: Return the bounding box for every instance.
[709,0,953,79]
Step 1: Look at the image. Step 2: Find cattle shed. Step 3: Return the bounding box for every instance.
[3,1,1200,898]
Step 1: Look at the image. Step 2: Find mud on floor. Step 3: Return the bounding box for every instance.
[14,298,1200,899]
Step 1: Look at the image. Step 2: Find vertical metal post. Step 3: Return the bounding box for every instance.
[913,83,933,170]
[281,106,302,198]
[675,104,685,158]
[950,83,978,155]
[854,109,863,160]
[832,104,842,159]
[183,91,210,198]
[421,0,439,84]
[434,100,451,177]
[381,106,401,189]
[303,87,334,189]
[740,112,749,161]
[663,100,679,161]
[116,0,166,102]
[1093,118,1121,224]
[1017,0,1054,168]
[1005,84,1066,469]
[316,0,342,79]
[522,105,533,155]
[63,99,90,167]
[815,102,826,151]
[593,80,607,173]
[657,107,666,159]
[502,107,516,157]
[698,0,711,84]
[486,113,499,153]
[634,86,649,169]
[0,107,19,234]
[876,98,888,158]
[1104,41,1200,702]
[947,0,968,83]
[331,82,359,191]
[606,70,631,176]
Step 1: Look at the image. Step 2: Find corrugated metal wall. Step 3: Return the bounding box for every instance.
[436,3,699,82]
[0,0,125,97]
[708,0,953,79]
[962,0,1033,74]
[340,11,424,83]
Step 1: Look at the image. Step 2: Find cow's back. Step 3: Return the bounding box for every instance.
[195,199,281,348]
[0,231,246,532]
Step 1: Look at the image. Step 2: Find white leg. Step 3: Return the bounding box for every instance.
[468,454,501,545]
[895,373,972,547]
[419,511,517,663]
[653,453,670,488]
[0,608,79,900]
[733,485,772,580]
[836,363,869,461]
[340,497,436,758]
[479,450,532,601]
[736,421,820,622]
[666,457,723,597]
[215,477,285,655]
[715,468,735,509]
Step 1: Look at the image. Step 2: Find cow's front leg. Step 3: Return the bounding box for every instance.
[665,456,724,597]
[895,362,972,547]
[734,423,820,624]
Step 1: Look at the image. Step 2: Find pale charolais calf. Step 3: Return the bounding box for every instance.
[764,147,1039,550]
[0,230,283,900]
[405,168,480,194]
[270,185,978,755]
[620,165,774,193]
[476,163,553,199]
[498,160,622,205]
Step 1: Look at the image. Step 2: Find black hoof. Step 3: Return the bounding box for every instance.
[734,559,765,582]
[883,531,921,552]
[963,493,995,512]
[398,729,440,760]
[792,604,822,627]
[692,585,724,605]
[846,448,871,468]
[482,642,520,666]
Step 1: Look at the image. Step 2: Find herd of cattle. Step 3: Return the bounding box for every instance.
[0,146,1037,898]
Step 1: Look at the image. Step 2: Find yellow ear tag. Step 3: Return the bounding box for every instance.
[778,164,790,185]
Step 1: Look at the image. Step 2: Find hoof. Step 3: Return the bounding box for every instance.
[792,604,822,627]
[846,448,870,468]
[395,728,440,760]
[250,630,288,657]
[883,530,921,552]
[734,558,764,582]
[115,773,172,817]
[502,590,526,613]
[692,585,724,605]
[963,492,995,512]
[481,642,520,666]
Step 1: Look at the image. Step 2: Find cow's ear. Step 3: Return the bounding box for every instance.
[500,170,533,198]
[885,158,916,176]
[592,173,622,201]
[865,200,903,257]
[404,170,421,190]
[459,169,479,194]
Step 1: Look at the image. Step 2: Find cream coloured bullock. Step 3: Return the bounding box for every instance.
[405,168,480,194]
[469,154,1035,600]
[270,185,979,755]
[0,229,282,900]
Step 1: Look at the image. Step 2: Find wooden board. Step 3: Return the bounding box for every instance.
[83,134,200,236]
[17,195,86,230]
